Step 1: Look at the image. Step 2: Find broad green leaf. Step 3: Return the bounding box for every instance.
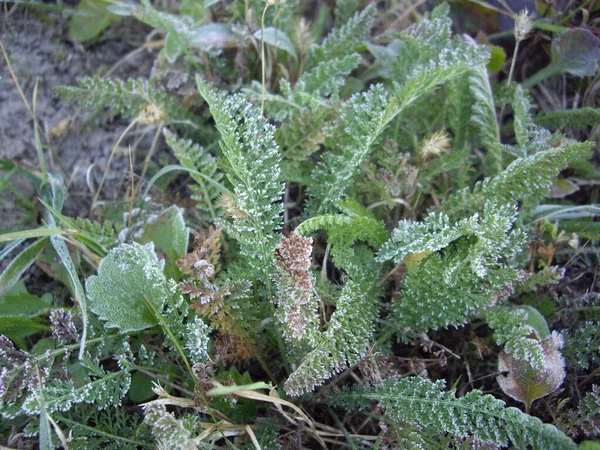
[163,32,183,63]
[69,0,119,42]
[136,205,189,280]
[547,179,579,199]
[190,23,236,50]
[128,371,156,403]
[0,158,16,170]
[560,220,600,241]
[253,27,298,59]
[551,28,600,77]
[531,204,600,221]
[0,292,52,317]
[32,337,57,355]
[0,316,50,339]
[181,0,205,21]
[487,45,506,73]
[0,237,48,296]
[86,243,169,333]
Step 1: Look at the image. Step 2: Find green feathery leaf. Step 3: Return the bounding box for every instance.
[53,77,196,125]
[442,141,594,220]
[307,26,489,214]
[307,4,376,70]
[535,107,600,130]
[285,267,380,396]
[164,129,223,219]
[487,306,546,370]
[298,54,361,98]
[297,214,388,270]
[197,76,284,279]
[332,376,576,449]
[384,202,525,331]
[22,356,131,416]
[469,56,504,170]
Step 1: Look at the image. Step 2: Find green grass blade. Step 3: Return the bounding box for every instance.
[0,237,49,296]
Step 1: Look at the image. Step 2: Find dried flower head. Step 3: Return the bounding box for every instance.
[138,103,165,125]
[274,232,317,341]
[178,227,222,277]
[0,336,31,404]
[514,9,533,43]
[295,18,314,56]
[216,192,249,219]
[420,130,451,161]
[0,335,27,364]
[50,309,80,346]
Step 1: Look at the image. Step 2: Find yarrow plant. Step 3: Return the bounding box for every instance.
[1,1,599,448]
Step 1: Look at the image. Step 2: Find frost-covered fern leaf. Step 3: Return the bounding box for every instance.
[394,39,489,107]
[443,141,594,220]
[307,33,489,214]
[284,267,380,396]
[54,77,147,117]
[564,320,600,370]
[158,288,211,365]
[334,0,361,28]
[72,217,120,250]
[376,212,460,264]
[446,75,472,152]
[487,306,546,370]
[383,202,525,331]
[297,54,361,98]
[276,55,363,166]
[379,202,522,276]
[22,357,131,416]
[535,107,600,130]
[333,377,576,449]
[400,4,452,51]
[297,214,388,270]
[164,129,223,218]
[397,256,518,332]
[385,4,469,83]
[306,4,376,71]
[306,84,395,215]
[277,109,330,166]
[469,55,503,171]
[511,85,553,155]
[197,76,283,278]
[66,405,152,450]
[54,77,196,124]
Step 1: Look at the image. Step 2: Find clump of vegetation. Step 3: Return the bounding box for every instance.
[1,0,600,448]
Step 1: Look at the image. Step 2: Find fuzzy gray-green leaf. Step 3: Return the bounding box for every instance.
[86,243,168,333]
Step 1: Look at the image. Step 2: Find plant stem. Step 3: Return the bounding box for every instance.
[90,118,139,218]
[261,2,270,114]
